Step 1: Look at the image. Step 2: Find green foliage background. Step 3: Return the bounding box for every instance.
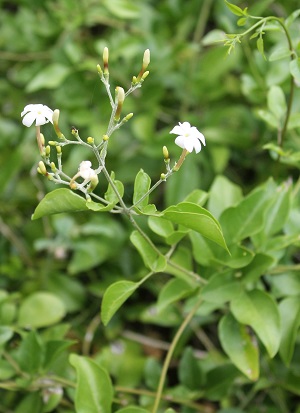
[1,0,300,412]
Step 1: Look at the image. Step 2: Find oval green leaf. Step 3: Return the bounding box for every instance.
[18,292,66,328]
[162,202,228,251]
[32,188,89,220]
[133,169,151,209]
[230,290,280,358]
[101,280,140,326]
[69,354,113,413]
[279,296,300,366]
[219,313,259,381]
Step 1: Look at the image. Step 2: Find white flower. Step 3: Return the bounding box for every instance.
[21,104,54,127]
[170,121,206,154]
[78,161,97,180]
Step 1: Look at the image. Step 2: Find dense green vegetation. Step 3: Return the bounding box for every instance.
[1,1,300,412]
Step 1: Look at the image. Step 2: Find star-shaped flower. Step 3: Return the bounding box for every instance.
[21,104,54,127]
[170,122,206,154]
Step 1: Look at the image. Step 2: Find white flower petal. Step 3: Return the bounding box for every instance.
[184,138,195,153]
[193,138,202,154]
[170,125,184,135]
[22,112,36,127]
[174,136,186,149]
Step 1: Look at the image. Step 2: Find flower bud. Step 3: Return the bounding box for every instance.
[50,162,56,172]
[160,173,166,181]
[45,145,51,156]
[103,134,109,141]
[103,47,109,75]
[40,133,45,146]
[48,141,58,146]
[38,161,47,175]
[143,49,150,70]
[87,137,94,145]
[52,109,64,139]
[97,64,103,76]
[114,86,125,121]
[87,174,99,193]
[163,146,169,160]
[56,146,62,154]
[141,71,149,80]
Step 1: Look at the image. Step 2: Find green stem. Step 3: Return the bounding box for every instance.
[152,297,203,413]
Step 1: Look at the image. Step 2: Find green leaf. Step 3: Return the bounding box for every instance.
[162,202,228,252]
[285,9,300,27]
[241,253,274,284]
[26,63,71,92]
[101,280,140,326]
[103,0,141,19]
[219,313,259,380]
[69,354,113,413]
[0,326,13,345]
[237,17,247,26]
[269,46,291,62]
[201,270,242,304]
[157,279,196,312]
[178,347,204,389]
[133,169,151,209]
[18,292,66,328]
[202,29,227,46]
[104,171,124,205]
[290,58,300,84]
[230,290,280,357]
[256,37,266,59]
[267,85,287,122]
[16,331,43,374]
[115,408,150,413]
[220,183,274,244]
[279,297,300,366]
[256,109,278,129]
[130,230,167,272]
[44,340,76,370]
[148,216,174,238]
[208,175,243,219]
[32,188,89,220]
[224,0,245,16]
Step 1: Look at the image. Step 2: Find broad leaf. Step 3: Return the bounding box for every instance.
[26,63,70,92]
[32,188,88,220]
[267,85,286,123]
[115,408,150,413]
[290,58,300,84]
[101,280,140,325]
[18,292,65,328]
[162,202,228,251]
[220,182,274,244]
[69,354,113,413]
[224,0,244,16]
[201,270,242,304]
[230,290,280,357]
[105,171,124,204]
[219,313,259,381]
[279,297,300,366]
[208,175,243,219]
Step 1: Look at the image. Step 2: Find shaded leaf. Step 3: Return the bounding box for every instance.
[279,296,300,366]
[219,313,259,380]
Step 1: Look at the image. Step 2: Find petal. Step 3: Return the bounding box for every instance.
[22,112,36,127]
[35,114,49,126]
[174,135,186,149]
[192,128,206,146]
[170,124,184,135]
[183,138,195,153]
[192,138,202,154]
[179,122,191,134]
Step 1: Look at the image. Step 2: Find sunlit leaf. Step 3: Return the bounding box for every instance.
[69,354,113,413]
[32,189,88,220]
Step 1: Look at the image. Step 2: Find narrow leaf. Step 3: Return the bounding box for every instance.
[230,290,280,357]
[257,37,266,59]
[219,313,259,380]
[32,188,88,220]
[224,0,244,16]
[267,85,287,122]
[133,169,151,209]
[130,230,167,272]
[101,281,140,325]
[104,171,124,204]
[69,354,113,413]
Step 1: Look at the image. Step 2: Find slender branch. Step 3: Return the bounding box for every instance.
[152,297,203,413]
